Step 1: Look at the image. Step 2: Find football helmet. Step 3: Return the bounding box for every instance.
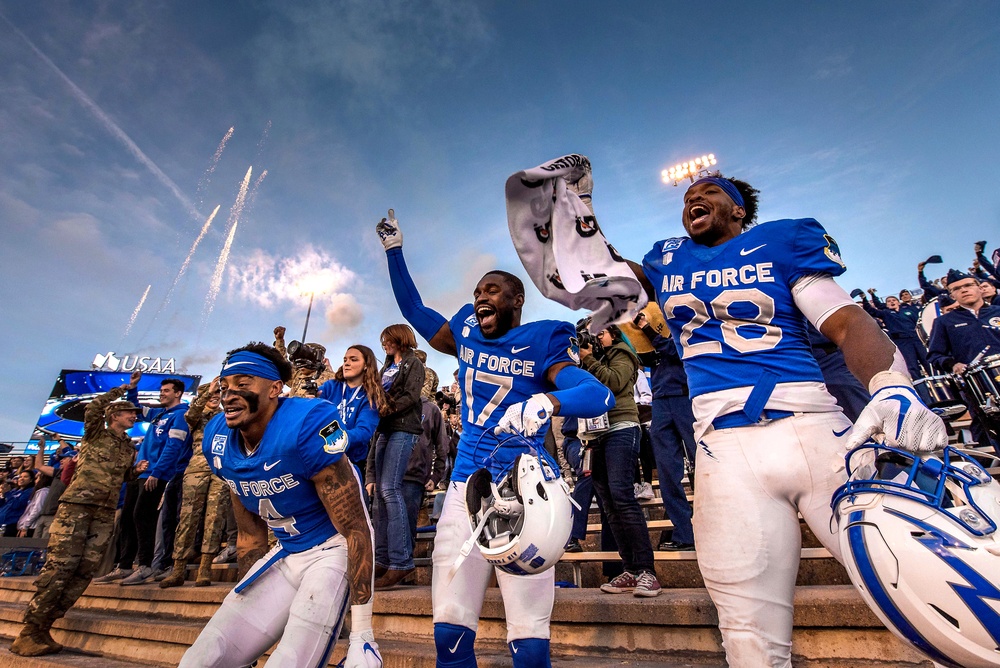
[461,447,576,576]
[832,444,1000,668]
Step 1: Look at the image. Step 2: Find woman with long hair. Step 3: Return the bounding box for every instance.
[370,324,425,589]
[579,324,662,598]
[318,344,389,466]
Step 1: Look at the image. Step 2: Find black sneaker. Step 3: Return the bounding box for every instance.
[564,538,583,553]
[658,541,695,551]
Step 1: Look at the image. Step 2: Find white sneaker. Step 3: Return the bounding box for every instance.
[119,566,155,586]
[213,545,237,564]
[92,567,133,584]
[636,482,654,500]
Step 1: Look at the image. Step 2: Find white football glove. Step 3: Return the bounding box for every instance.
[341,630,383,668]
[563,161,594,214]
[494,393,554,438]
[846,384,948,453]
[375,208,402,251]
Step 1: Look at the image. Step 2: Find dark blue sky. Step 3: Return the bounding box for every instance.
[1,1,998,438]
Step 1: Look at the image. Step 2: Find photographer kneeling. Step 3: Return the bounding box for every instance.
[578,323,661,598]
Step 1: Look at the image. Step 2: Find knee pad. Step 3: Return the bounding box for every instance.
[434,623,476,667]
[509,638,550,668]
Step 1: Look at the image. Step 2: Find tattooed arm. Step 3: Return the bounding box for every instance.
[229,489,269,579]
[312,457,375,606]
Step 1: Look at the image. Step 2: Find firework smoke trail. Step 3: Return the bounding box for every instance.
[196,127,235,206]
[203,167,253,324]
[0,13,201,222]
[246,169,268,211]
[122,284,151,341]
[256,120,271,158]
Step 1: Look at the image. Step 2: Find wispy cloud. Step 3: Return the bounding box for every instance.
[0,11,202,222]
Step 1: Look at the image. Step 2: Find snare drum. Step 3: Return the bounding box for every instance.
[913,373,964,407]
[963,354,1000,415]
[917,302,941,345]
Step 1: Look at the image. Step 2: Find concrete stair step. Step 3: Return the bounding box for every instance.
[0,647,165,668]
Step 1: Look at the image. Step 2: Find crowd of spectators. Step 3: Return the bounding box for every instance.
[3,238,996,596]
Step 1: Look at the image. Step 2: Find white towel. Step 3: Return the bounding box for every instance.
[505,154,647,332]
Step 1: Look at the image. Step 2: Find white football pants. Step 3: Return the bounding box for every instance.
[178,534,351,668]
[432,481,554,642]
[693,412,850,668]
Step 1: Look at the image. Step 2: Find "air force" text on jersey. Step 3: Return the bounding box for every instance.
[660,262,775,294]
[459,345,536,377]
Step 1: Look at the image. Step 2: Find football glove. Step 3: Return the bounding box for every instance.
[375,209,402,251]
[494,393,554,438]
[341,630,383,668]
[563,161,594,214]
[846,384,948,453]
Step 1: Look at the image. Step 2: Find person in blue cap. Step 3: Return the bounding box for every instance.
[927,269,1000,453]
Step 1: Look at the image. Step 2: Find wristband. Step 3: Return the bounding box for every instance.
[351,602,373,634]
[868,370,914,395]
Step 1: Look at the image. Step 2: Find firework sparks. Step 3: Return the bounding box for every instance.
[197,127,235,205]
[123,284,151,338]
[203,167,253,323]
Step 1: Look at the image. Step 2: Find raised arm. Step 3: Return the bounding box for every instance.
[376,210,456,356]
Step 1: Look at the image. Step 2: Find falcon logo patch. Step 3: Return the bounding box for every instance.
[567,337,581,364]
[320,420,348,455]
[823,234,846,268]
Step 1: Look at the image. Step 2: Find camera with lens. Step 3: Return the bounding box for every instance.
[575,317,604,357]
[287,340,326,372]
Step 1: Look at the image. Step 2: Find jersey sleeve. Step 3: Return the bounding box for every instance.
[295,402,348,479]
[787,218,847,284]
[542,321,579,374]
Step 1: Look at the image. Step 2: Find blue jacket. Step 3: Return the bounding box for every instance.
[646,329,689,398]
[128,389,192,480]
[862,296,921,340]
[0,486,34,527]
[927,305,1000,372]
[317,380,380,463]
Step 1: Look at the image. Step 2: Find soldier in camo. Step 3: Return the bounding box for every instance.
[159,378,231,588]
[414,349,439,400]
[272,325,336,397]
[10,370,148,657]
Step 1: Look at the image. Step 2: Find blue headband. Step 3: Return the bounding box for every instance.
[220,351,282,382]
[691,177,744,208]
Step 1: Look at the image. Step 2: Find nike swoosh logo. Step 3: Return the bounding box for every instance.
[449,632,465,653]
[511,643,518,654]
[885,394,911,440]
[740,244,766,256]
[363,643,382,665]
[511,345,530,354]
[263,460,280,471]
[832,426,850,438]
[222,360,254,371]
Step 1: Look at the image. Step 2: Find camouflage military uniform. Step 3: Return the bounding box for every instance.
[22,386,140,633]
[170,386,228,563]
[422,366,439,400]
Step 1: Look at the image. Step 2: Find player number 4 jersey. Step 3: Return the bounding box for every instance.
[450,303,578,481]
[642,218,847,401]
[203,397,351,553]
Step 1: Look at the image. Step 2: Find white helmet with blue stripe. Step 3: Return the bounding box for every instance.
[462,447,576,576]
[833,444,1000,668]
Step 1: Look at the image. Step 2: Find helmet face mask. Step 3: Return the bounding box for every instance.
[833,445,1000,668]
[464,449,574,576]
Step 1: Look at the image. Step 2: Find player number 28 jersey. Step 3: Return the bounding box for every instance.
[203,397,350,553]
[642,218,847,400]
[450,303,577,481]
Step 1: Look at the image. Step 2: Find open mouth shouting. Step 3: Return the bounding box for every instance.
[687,202,710,227]
[476,302,498,332]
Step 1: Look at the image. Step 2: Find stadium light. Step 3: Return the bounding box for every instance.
[661,153,718,186]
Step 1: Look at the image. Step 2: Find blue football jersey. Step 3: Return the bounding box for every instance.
[450,303,577,481]
[203,397,352,553]
[642,218,847,400]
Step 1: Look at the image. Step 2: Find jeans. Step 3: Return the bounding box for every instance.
[118,477,166,568]
[153,472,184,570]
[589,426,654,574]
[649,396,696,545]
[373,431,418,570]
[402,480,425,552]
